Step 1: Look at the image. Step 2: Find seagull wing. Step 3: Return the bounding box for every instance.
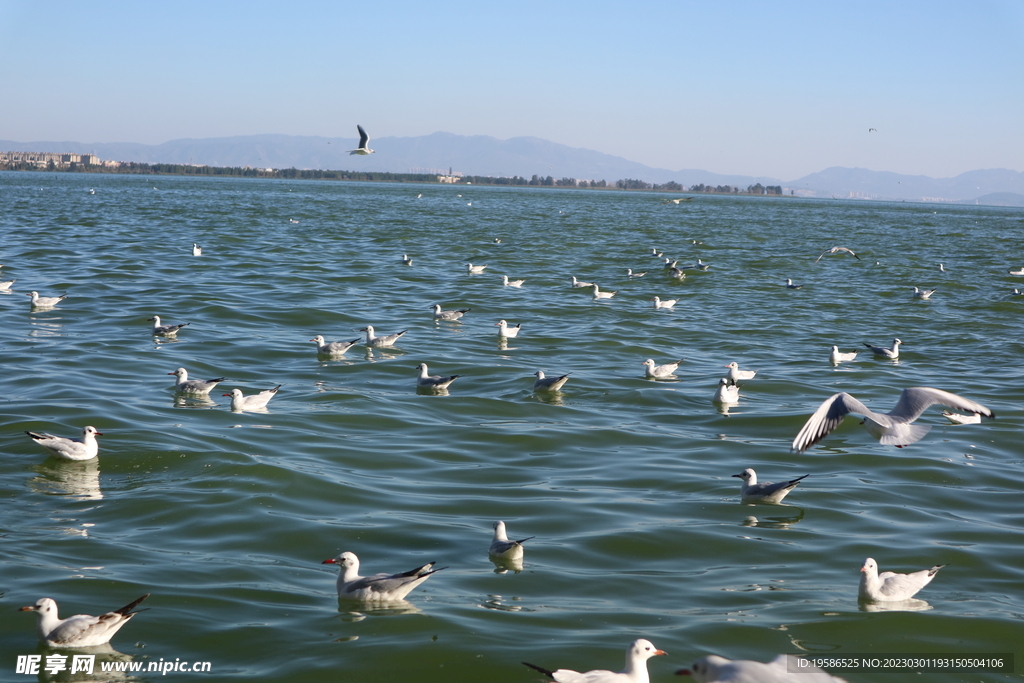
[888,387,994,423]
[792,392,873,452]
[356,125,369,148]
[814,249,831,263]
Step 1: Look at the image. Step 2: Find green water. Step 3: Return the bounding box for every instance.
[1,172,1022,682]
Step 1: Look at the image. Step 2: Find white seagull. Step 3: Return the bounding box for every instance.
[25,426,103,461]
[311,335,360,356]
[571,276,595,288]
[502,275,526,287]
[863,338,902,359]
[168,367,226,395]
[489,520,534,560]
[938,263,946,272]
[815,246,860,263]
[642,358,684,379]
[785,278,803,289]
[791,386,994,452]
[322,551,445,602]
[534,370,570,392]
[724,362,756,382]
[677,654,848,682]
[859,557,945,602]
[732,468,808,504]
[27,291,67,308]
[401,254,413,266]
[360,325,407,347]
[20,594,150,648]
[192,243,202,256]
[496,319,521,338]
[913,286,937,299]
[523,638,666,683]
[148,315,190,337]
[416,362,459,391]
[348,124,374,155]
[713,378,739,403]
[467,263,488,274]
[223,386,280,412]
[626,268,647,278]
[431,304,470,321]
[829,346,858,364]
[1008,267,1024,276]
[592,283,616,299]
[0,278,15,291]
[669,267,686,280]
[651,296,677,309]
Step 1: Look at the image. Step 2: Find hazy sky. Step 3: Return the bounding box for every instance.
[1,1,1021,179]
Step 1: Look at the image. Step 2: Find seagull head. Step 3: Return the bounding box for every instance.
[731,468,755,483]
[322,551,359,570]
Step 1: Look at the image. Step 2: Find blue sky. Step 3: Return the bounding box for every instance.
[1,1,1021,179]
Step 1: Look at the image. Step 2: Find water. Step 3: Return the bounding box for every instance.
[1,171,1022,682]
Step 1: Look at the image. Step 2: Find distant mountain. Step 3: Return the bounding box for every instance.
[3,134,1022,204]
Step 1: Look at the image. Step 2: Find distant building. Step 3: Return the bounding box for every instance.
[1,151,106,167]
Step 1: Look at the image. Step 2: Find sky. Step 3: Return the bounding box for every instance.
[1,1,1022,180]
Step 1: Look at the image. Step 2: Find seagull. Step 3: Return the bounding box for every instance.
[192,243,202,256]
[496,319,521,338]
[938,263,946,272]
[416,362,459,391]
[148,315,190,337]
[684,258,710,271]
[859,557,945,602]
[523,639,666,683]
[626,268,647,278]
[592,284,616,299]
[348,124,374,155]
[571,276,595,288]
[1008,267,1024,276]
[661,197,692,204]
[26,426,103,461]
[0,278,15,290]
[791,386,994,452]
[503,275,526,287]
[489,520,534,560]
[732,468,808,504]
[88,188,95,194]
[27,291,67,307]
[941,410,982,424]
[401,254,413,266]
[651,296,677,309]
[493,237,501,243]
[466,263,488,274]
[815,246,860,263]
[677,654,848,682]
[663,258,678,269]
[869,128,877,132]
[20,594,150,648]
[713,378,739,403]
[360,325,407,347]
[785,279,803,289]
[432,304,471,321]
[913,286,937,299]
[642,358,684,379]
[724,362,756,382]
[167,367,226,395]
[311,335,360,356]
[829,346,858,364]
[289,218,300,224]
[322,551,445,602]
[223,386,280,412]
[863,338,902,359]
[1012,289,1023,296]
[669,267,686,280]
[534,370,570,392]
[650,247,662,257]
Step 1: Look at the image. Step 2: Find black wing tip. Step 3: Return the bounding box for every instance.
[118,593,151,615]
[929,564,947,575]
[516,536,536,544]
[522,662,556,678]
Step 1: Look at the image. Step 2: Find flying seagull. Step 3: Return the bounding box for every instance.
[348,125,374,155]
[815,246,860,263]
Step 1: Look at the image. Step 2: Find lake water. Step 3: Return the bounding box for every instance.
[1,171,1022,682]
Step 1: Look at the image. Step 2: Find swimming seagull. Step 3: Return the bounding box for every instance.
[489,520,534,560]
[651,296,677,309]
[348,125,374,155]
[167,367,226,395]
[533,370,570,392]
[20,594,150,648]
[148,315,190,337]
[732,468,809,504]
[815,246,860,263]
[713,378,739,403]
[416,362,460,391]
[669,267,686,280]
[25,426,103,461]
[829,346,858,364]
[859,557,946,602]
[913,286,937,300]
[571,276,595,288]
[522,638,667,683]
[192,243,202,256]
[626,268,647,278]
[677,654,847,683]
[27,291,67,307]
[502,275,526,287]
[1008,267,1024,276]
[322,551,445,602]
[311,335,360,356]
[642,358,684,379]
[785,278,803,289]
[863,338,902,359]
[495,319,521,338]
[401,254,413,266]
[791,386,994,452]
[938,263,946,272]
[432,304,470,321]
[467,263,488,274]
[724,362,756,382]
[941,410,982,424]
[223,385,280,412]
[360,325,407,347]
[0,279,15,290]
[592,284,616,299]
